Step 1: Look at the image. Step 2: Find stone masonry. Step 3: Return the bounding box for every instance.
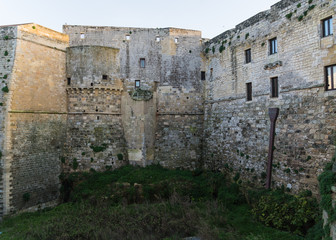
[0,0,335,216]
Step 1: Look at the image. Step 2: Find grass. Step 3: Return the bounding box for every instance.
[0,165,311,239]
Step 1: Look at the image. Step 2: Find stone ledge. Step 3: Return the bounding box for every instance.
[68,112,121,115]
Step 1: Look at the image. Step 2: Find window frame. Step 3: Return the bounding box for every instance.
[135,80,140,88]
[270,77,279,98]
[269,38,278,55]
[322,16,333,37]
[140,58,145,68]
[246,82,252,101]
[201,71,206,80]
[245,49,251,64]
[325,64,336,91]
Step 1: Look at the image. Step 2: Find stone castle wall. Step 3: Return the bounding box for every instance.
[203,0,336,194]
[0,25,18,216]
[0,0,335,216]
[63,26,204,168]
[65,46,127,171]
[2,24,68,215]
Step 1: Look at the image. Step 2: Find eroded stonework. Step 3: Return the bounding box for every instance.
[0,0,335,216]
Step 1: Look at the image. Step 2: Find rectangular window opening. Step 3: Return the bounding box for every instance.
[80,33,85,39]
[201,71,206,80]
[322,17,333,37]
[271,77,279,98]
[246,82,252,101]
[140,58,145,68]
[174,38,178,43]
[269,38,277,55]
[135,80,140,88]
[126,35,130,41]
[156,36,161,42]
[102,75,108,80]
[245,49,251,64]
[67,77,71,85]
[325,65,336,91]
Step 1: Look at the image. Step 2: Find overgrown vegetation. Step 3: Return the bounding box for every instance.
[313,158,336,240]
[90,143,108,153]
[0,165,319,239]
[2,86,9,93]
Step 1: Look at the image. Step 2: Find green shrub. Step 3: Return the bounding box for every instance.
[245,33,249,39]
[72,158,79,170]
[219,45,225,53]
[60,156,65,163]
[117,153,123,160]
[23,193,30,202]
[251,190,318,235]
[212,46,215,54]
[3,36,8,40]
[205,48,209,54]
[308,5,315,11]
[298,15,304,21]
[90,143,108,152]
[2,86,9,93]
[4,51,8,56]
[3,74,8,79]
[286,12,293,19]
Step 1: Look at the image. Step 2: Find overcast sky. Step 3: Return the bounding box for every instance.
[0,0,279,39]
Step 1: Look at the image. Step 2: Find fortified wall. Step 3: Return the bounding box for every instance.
[0,24,68,215]
[203,0,336,194]
[0,0,334,216]
[63,26,204,169]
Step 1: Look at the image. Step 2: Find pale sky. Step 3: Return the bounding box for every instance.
[0,0,280,39]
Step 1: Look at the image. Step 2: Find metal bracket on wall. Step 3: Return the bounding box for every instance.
[266,108,279,189]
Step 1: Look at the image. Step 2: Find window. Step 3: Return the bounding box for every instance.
[245,49,251,63]
[246,83,252,101]
[125,35,130,40]
[322,17,333,37]
[156,36,161,42]
[269,38,277,55]
[325,65,336,90]
[135,80,140,88]
[67,78,71,85]
[271,77,279,98]
[140,58,145,68]
[174,38,178,43]
[201,71,206,80]
[80,33,85,39]
[102,75,108,80]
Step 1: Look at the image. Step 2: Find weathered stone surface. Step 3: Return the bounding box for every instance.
[0,0,335,217]
[203,0,336,194]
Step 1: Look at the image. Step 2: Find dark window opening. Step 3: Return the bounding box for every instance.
[269,38,277,55]
[135,80,140,88]
[322,17,333,37]
[325,65,336,90]
[96,107,98,112]
[246,82,252,101]
[140,58,145,68]
[90,82,93,86]
[102,75,108,80]
[67,78,71,85]
[245,49,251,63]
[271,77,279,98]
[201,71,206,80]
[97,116,100,120]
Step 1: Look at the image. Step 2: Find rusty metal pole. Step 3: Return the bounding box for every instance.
[266,108,279,189]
